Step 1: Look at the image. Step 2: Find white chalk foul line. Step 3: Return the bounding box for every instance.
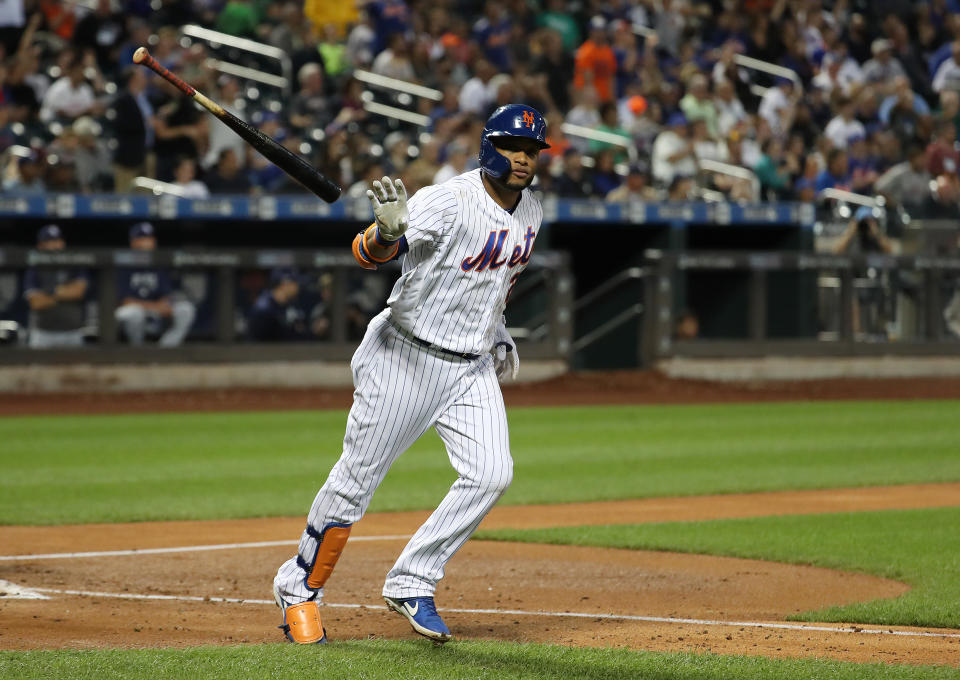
[0,535,410,562]
[26,586,960,641]
[0,579,50,600]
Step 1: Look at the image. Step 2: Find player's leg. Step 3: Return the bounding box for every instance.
[115,303,147,345]
[383,355,511,601]
[273,313,457,611]
[158,299,196,346]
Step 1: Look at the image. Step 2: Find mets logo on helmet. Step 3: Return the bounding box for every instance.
[521,111,536,128]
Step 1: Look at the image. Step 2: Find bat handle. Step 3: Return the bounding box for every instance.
[133,47,196,97]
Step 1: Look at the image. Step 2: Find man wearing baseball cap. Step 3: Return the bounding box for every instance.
[23,225,89,348]
[115,222,195,346]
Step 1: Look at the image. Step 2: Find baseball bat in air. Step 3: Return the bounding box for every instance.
[132,47,342,203]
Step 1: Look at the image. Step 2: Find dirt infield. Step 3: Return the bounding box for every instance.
[1,372,959,666]
[2,485,960,665]
[2,370,960,416]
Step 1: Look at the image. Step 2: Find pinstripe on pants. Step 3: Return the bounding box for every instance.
[273,308,512,604]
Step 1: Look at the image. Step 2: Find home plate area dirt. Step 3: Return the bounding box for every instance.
[2,485,960,666]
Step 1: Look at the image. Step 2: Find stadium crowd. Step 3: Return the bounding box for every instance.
[1,0,960,214]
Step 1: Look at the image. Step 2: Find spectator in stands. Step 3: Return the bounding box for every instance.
[847,135,880,192]
[73,0,125,73]
[824,96,866,150]
[533,29,574,112]
[247,268,316,342]
[458,58,497,117]
[112,66,154,192]
[3,148,45,193]
[574,16,617,104]
[290,63,329,131]
[680,74,719,139]
[49,117,112,192]
[171,156,209,199]
[875,145,932,209]
[667,175,695,201]
[552,148,592,198]
[588,101,631,160]
[933,41,960,94]
[757,77,797,138]
[45,152,80,192]
[812,52,861,97]
[472,0,512,72]
[23,225,88,348]
[880,77,931,143]
[536,0,580,52]
[202,75,247,171]
[216,0,261,39]
[206,148,252,194]
[433,141,468,185]
[115,222,195,347]
[153,81,209,182]
[862,39,906,94]
[605,162,658,202]
[38,54,102,123]
[565,87,601,153]
[652,112,697,187]
[371,32,415,81]
[591,149,621,196]
[926,119,960,177]
[815,147,851,193]
[754,137,798,199]
[714,79,747,137]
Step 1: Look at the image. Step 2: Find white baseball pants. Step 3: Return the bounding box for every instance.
[274,309,512,604]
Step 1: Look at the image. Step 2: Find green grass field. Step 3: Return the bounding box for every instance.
[2,641,959,680]
[479,506,960,629]
[2,400,960,679]
[2,400,959,525]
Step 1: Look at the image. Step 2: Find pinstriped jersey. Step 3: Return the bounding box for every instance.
[387,169,542,356]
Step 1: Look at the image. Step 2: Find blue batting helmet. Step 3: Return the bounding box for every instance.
[479,104,550,179]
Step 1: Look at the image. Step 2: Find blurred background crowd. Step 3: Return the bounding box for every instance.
[1,0,960,215]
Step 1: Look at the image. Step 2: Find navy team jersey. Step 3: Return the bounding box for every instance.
[118,268,173,302]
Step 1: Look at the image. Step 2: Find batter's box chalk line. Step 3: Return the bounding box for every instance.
[0,579,51,599]
[22,585,960,641]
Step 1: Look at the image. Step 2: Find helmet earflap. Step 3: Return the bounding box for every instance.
[479,135,512,178]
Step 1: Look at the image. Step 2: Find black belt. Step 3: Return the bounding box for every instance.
[388,317,480,361]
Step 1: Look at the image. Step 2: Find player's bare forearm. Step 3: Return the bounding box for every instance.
[27,291,56,311]
[55,279,87,301]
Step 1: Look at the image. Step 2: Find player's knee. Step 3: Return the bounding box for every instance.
[172,300,196,324]
[478,459,513,495]
[115,304,145,323]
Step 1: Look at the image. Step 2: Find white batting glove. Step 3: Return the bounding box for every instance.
[493,321,519,382]
[366,176,409,241]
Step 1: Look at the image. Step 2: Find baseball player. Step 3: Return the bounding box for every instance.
[273,104,549,644]
[114,222,196,346]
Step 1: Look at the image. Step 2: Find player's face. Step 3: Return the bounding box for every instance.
[493,137,542,190]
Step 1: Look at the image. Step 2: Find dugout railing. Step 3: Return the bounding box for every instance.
[642,250,960,364]
[0,248,573,365]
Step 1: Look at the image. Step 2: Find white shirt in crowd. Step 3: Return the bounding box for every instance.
[39,77,96,122]
[651,130,697,185]
[175,180,210,199]
[458,76,496,116]
[824,115,866,149]
[933,58,960,93]
[757,86,792,136]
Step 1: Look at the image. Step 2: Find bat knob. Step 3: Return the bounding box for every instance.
[133,47,149,64]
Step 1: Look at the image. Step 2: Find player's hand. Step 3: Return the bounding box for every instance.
[367,176,409,242]
[493,322,519,382]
